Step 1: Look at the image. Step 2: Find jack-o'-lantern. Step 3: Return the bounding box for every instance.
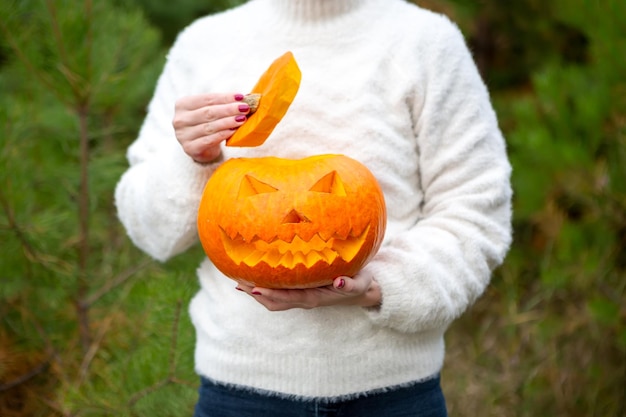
[197,155,386,289]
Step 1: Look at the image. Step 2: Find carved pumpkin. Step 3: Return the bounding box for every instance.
[197,154,386,289]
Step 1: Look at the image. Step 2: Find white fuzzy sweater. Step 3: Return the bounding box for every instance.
[115,0,512,399]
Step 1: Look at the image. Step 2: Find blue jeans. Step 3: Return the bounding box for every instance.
[193,376,448,417]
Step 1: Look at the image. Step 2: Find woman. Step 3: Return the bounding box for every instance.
[115,0,513,415]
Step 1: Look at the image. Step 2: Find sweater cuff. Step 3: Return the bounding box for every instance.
[360,261,402,328]
[192,151,225,167]
[167,144,223,177]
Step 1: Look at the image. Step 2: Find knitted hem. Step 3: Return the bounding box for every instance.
[196,373,440,404]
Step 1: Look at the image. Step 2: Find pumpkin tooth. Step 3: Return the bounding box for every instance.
[220,225,371,268]
[333,226,352,241]
[348,226,369,238]
[320,247,339,264]
[305,251,325,267]
[219,229,255,264]
[243,250,266,266]
[303,233,328,251]
[260,248,283,267]
[280,251,294,267]
[289,234,325,254]
[318,230,334,242]
[292,251,307,267]
[331,225,370,262]
[252,238,269,252]
[258,249,337,269]
[225,228,243,241]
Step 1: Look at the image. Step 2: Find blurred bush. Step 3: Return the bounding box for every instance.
[116,0,246,44]
[0,0,200,415]
[438,0,626,416]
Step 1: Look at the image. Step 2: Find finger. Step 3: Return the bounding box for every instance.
[176,114,245,145]
[249,288,303,309]
[179,131,227,161]
[188,113,247,140]
[175,92,245,112]
[333,277,347,290]
[332,275,382,308]
[234,286,295,311]
[332,276,366,294]
[254,286,340,310]
[235,284,271,302]
[253,297,292,312]
[193,101,250,123]
[178,115,247,161]
[235,284,254,295]
[173,102,248,132]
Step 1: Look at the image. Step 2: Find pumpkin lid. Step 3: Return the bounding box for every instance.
[226,51,302,147]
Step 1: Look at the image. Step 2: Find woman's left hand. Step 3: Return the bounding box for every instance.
[236,275,381,311]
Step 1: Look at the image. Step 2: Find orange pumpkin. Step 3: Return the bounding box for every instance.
[227,51,301,147]
[197,154,387,289]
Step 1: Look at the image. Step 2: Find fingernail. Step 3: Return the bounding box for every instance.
[238,104,250,112]
[337,278,345,289]
[234,94,244,101]
[236,287,244,292]
[252,290,262,296]
[235,115,247,122]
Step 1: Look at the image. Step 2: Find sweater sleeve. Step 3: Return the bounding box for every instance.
[114,42,218,262]
[363,19,513,333]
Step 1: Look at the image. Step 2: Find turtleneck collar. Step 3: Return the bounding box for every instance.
[264,0,371,22]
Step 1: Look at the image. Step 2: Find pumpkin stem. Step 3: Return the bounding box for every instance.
[243,93,262,114]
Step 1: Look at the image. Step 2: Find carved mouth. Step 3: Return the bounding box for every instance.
[219,225,370,268]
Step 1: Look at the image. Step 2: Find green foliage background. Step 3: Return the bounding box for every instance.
[0,0,624,416]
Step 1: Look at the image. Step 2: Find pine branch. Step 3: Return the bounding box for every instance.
[75,103,92,353]
[83,259,153,308]
[0,358,50,391]
[126,300,196,408]
[0,183,73,275]
[43,0,82,101]
[77,310,116,385]
[0,14,69,107]
[7,298,70,386]
[0,187,38,262]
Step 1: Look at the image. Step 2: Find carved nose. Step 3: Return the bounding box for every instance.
[282,209,310,224]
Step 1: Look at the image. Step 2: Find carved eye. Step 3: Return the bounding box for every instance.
[238,175,278,198]
[309,171,346,196]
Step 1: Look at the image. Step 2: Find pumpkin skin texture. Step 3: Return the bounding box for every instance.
[226,51,301,148]
[197,155,387,289]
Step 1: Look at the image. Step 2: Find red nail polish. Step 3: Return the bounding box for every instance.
[234,94,244,101]
[337,278,345,289]
[238,104,250,112]
[252,290,262,296]
[236,287,244,292]
[235,115,246,122]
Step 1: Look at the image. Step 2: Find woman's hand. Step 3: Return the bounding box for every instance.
[172,93,250,164]
[236,274,382,311]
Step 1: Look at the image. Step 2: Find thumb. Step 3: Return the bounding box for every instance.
[333,275,382,308]
[333,276,361,293]
[333,276,348,291]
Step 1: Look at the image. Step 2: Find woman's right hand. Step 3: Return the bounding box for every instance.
[172,93,250,164]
